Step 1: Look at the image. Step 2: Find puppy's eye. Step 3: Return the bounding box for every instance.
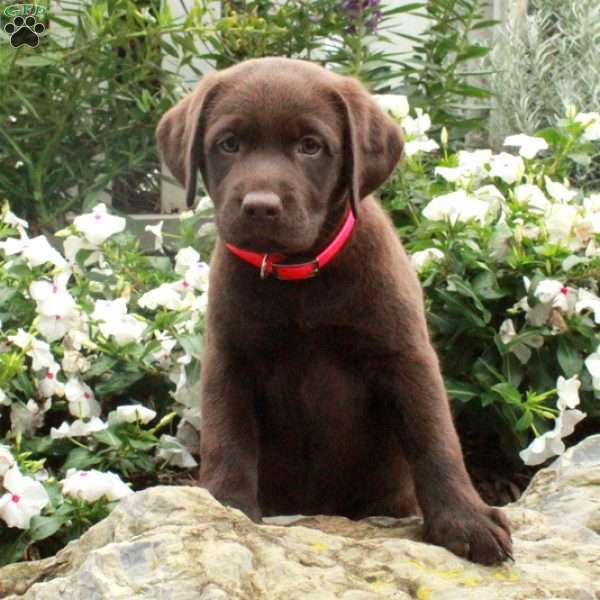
[297,136,322,156]
[218,134,240,154]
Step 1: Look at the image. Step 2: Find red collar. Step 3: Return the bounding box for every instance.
[224,209,356,281]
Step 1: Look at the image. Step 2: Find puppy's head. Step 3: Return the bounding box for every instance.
[156,58,403,254]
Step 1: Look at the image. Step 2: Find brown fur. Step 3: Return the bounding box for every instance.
[156,57,512,565]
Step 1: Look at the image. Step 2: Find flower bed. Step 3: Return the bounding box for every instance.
[0,98,599,566]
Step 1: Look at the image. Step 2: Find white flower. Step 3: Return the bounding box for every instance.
[575,289,600,323]
[138,283,185,311]
[556,375,581,410]
[519,409,586,466]
[584,350,600,390]
[192,292,208,316]
[404,138,439,157]
[533,279,576,314]
[149,332,177,366]
[498,319,542,365]
[545,204,578,245]
[3,210,28,230]
[73,203,126,246]
[398,108,438,157]
[544,177,577,204]
[64,318,94,352]
[62,350,90,377]
[373,94,410,119]
[0,466,49,529]
[514,184,550,213]
[489,152,525,185]
[108,405,157,425]
[534,280,565,304]
[63,235,104,268]
[410,248,444,273]
[175,247,201,275]
[50,417,107,439]
[0,389,9,407]
[195,195,213,213]
[60,469,132,502]
[434,150,492,187]
[503,134,548,159]
[145,221,164,253]
[435,165,469,184]
[29,274,80,342]
[29,274,75,318]
[8,330,55,371]
[0,233,66,269]
[514,221,540,241]
[422,190,490,224]
[91,299,146,345]
[582,195,600,233]
[10,399,50,436]
[37,364,65,398]
[156,434,198,468]
[401,109,432,138]
[180,261,210,293]
[574,112,600,141]
[473,185,505,214]
[65,379,100,419]
[459,149,493,167]
[0,445,15,476]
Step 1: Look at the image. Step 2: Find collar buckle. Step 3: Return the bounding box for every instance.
[260,254,272,280]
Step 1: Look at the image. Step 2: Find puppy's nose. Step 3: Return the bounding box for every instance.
[241,191,282,219]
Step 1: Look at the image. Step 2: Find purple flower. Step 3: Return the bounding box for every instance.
[342,0,382,34]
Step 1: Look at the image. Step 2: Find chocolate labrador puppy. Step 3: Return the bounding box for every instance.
[156,57,512,565]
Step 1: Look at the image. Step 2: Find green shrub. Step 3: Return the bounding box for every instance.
[380,97,600,465]
[0,200,213,565]
[488,0,600,185]
[0,0,206,228]
[0,1,497,230]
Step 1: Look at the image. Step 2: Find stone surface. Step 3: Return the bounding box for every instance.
[1,436,600,599]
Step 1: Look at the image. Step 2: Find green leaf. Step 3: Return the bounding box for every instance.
[177,334,203,358]
[63,447,102,471]
[537,127,568,148]
[492,382,522,405]
[456,45,489,62]
[472,272,506,300]
[95,370,144,395]
[557,338,583,378]
[0,285,17,307]
[28,514,67,542]
[449,84,491,98]
[446,379,479,403]
[128,438,157,451]
[568,153,592,167]
[445,275,492,322]
[382,3,424,16]
[83,356,118,379]
[0,533,28,567]
[93,428,123,448]
[514,410,533,432]
[15,54,61,67]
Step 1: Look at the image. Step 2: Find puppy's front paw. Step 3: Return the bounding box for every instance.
[424,503,512,565]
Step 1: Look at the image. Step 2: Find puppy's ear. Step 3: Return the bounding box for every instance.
[155,73,220,208]
[334,79,404,216]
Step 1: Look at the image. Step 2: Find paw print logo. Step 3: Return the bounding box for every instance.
[4,15,45,48]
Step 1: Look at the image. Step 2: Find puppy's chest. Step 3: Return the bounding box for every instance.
[252,328,370,425]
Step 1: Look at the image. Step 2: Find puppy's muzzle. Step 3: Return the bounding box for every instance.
[241,191,283,221]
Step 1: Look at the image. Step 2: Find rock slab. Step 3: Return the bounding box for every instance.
[1,435,600,599]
